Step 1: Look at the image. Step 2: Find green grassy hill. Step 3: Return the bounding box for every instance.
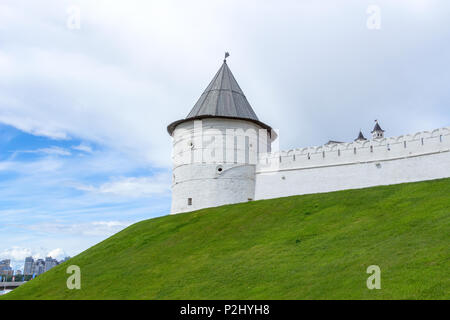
[3,178,450,300]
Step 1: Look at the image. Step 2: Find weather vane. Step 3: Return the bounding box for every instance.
[224,52,230,62]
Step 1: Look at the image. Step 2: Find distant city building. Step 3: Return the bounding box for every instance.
[22,256,67,277]
[44,257,58,272]
[33,259,45,276]
[24,256,34,275]
[0,259,13,276]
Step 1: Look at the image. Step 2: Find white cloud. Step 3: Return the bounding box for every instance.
[77,174,171,198]
[0,0,449,164]
[0,247,32,261]
[23,146,71,156]
[47,248,65,260]
[28,221,131,237]
[7,147,72,159]
[72,143,92,153]
[38,147,71,156]
[0,51,12,73]
[0,157,64,174]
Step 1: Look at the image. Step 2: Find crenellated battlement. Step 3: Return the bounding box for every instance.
[257,126,450,173]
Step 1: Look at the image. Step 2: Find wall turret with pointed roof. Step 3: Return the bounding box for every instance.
[355,130,367,142]
[371,120,385,139]
[168,57,274,214]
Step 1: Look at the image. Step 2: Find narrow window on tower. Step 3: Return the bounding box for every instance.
[188,198,192,206]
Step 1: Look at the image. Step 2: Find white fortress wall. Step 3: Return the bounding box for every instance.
[255,127,450,200]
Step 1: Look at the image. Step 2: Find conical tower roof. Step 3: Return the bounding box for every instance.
[355,130,367,141]
[167,59,272,135]
[371,120,384,133]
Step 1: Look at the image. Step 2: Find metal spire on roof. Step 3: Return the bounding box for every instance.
[224,52,230,62]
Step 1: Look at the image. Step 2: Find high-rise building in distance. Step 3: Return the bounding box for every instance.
[24,256,34,275]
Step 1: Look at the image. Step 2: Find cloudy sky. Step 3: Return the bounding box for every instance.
[1,0,449,269]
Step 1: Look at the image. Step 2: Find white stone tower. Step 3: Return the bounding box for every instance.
[167,57,274,214]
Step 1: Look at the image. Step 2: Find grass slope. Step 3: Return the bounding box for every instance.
[3,179,450,300]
